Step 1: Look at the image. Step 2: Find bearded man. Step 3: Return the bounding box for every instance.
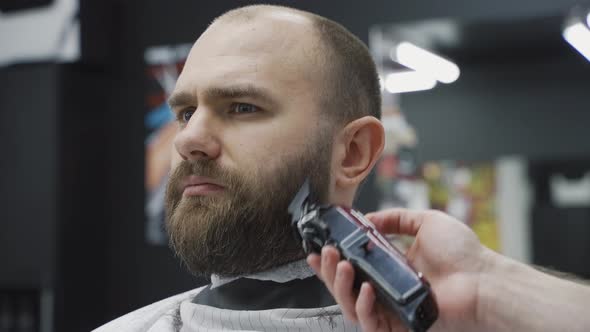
[95,4,384,331]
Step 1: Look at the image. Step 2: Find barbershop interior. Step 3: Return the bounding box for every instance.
[1,0,590,331]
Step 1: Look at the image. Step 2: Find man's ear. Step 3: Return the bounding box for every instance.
[332,116,384,190]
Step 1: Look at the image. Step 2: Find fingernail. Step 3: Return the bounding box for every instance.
[360,282,370,293]
[321,247,329,263]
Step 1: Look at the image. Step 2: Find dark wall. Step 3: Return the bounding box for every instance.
[53,63,114,332]
[0,64,58,288]
[403,56,590,163]
[0,62,122,332]
[529,160,590,278]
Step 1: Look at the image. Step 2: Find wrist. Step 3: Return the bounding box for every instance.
[473,249,589,332]
[474,248,520,331]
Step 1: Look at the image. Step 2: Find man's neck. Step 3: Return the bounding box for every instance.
[210,258,314,288]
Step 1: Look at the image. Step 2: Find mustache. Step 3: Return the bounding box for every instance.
[172,159,223,179]
[168,160,241,193]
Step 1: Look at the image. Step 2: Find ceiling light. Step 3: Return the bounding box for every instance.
[385,71,437,94]
[394,42,460,84]
[563,22,590,62]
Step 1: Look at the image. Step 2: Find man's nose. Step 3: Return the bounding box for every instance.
[173,109,221,161]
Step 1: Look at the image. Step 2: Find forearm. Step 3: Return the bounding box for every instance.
[476,249,590,332]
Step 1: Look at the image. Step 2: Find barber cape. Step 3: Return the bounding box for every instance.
[94,260,360,331]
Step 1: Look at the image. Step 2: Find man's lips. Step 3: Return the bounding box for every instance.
[181,176,225,196]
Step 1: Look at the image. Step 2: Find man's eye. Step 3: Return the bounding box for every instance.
[231,103,259,114]
[178,109,195,123]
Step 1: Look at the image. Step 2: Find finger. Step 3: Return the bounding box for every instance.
[365,208,432,236]
[320,246,340,293]
[357,283,406,332]
[306,254,322,280]
[356,282,378,331]
[333,261,358,322]
[375,301,405,332]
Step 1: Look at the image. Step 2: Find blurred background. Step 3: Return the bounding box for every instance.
[1,0,589,331]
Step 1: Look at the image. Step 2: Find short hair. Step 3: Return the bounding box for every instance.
[311,15,382,125]
[214,5,382,127]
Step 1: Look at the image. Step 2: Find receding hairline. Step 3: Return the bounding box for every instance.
[208,5,327,72]
[208,6,336,111]
[210,5,382,124]
[210,5,329,58]
[212,5,317,27]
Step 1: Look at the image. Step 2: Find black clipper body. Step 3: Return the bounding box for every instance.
[288,180,438,332]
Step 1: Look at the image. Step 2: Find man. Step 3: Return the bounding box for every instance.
[95,4,384,331]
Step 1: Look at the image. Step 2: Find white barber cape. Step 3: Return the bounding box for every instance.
[93,260,360,332]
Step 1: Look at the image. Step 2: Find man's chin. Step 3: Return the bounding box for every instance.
[178,193,229,207]
[168,216,306,277]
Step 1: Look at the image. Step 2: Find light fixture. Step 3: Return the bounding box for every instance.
[563,4,590,62]
[393,42,460,84]
[385,71,437,94]
[563,22,590,62]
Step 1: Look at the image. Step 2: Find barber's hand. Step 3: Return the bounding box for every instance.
[307,209,493,332]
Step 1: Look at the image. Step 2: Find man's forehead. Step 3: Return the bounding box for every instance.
[175,52,304,99]
[176,14,322,101]
[196,13,317,59]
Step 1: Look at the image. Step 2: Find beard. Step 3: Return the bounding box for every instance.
[165,134,332,278]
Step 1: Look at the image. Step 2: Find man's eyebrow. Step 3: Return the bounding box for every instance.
[203,84,279,107]
[167,91,195,110]
[203,84,275,103]
[168,84,279,110]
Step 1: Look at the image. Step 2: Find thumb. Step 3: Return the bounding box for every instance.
[365,208,427,236]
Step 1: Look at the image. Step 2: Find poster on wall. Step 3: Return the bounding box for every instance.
[377,157,500,251]
[144,43,191,245]
[422,161,500,251]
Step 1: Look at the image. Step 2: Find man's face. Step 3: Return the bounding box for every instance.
[165,13,333,277]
